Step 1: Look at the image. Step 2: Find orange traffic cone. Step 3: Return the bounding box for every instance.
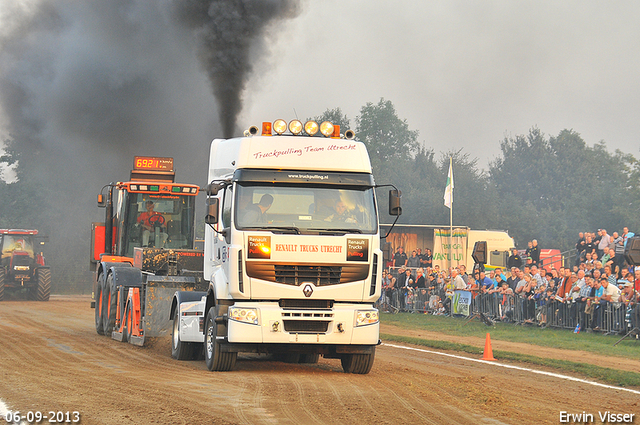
[481,332,496,361]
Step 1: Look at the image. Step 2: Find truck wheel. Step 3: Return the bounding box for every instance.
[102,273,117,335]
[340,349,375,374]
[299,353,320,364]
[94,275,105,335]
[171,307,193,360]
[0,268,5,301]
[204,306,236,371]
[35,268,51,301]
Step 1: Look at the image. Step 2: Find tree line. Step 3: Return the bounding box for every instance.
[313,99,640,253]
[1,97,638,291]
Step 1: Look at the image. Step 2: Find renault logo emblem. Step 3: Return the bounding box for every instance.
[303,284,313,297]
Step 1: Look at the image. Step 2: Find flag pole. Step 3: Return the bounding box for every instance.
[449,157,453,270]
[444,157,454,270]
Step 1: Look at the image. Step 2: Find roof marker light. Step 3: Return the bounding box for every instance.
[320,121,334,137]
[289,120,303,135]
[304,121,319,136]
[273,119,287,135]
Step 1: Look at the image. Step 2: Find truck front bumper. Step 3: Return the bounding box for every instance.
[226,302,379,346]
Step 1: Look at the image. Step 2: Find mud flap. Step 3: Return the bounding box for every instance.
[139,276,208,343]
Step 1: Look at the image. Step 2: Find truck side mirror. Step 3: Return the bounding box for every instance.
[472,241,487,264]
[205,197,219,225]
[97,193,106,208]
[389,189,402,216]
[624,236,640,265]
[207,182,224,196]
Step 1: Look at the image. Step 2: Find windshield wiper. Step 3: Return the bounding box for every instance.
[260,226,301,234]
[308,228,363,235]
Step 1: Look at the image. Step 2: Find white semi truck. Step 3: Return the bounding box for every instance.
[171,119,401,373]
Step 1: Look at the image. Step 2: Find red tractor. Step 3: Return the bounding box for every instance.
[0,229,51,301]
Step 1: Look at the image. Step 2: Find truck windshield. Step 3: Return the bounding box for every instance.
[235,184,377,234]
[124,193,196,256]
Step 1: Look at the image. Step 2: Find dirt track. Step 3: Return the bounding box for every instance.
[0,296,638,424]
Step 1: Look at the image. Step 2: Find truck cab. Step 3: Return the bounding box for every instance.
[173,120,401,373]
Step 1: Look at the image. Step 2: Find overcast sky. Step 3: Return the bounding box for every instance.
[242,1,640,168]
[1,0,639,175]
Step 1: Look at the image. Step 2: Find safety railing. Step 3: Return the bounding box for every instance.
[376,287,639,337]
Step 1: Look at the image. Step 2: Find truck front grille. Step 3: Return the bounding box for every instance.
[283,320,330,333]
[245,262,369,286]
[275,265,341,286]
[279,299,333,309]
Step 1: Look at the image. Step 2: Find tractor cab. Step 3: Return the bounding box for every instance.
[0,230,45,280]
[0,229,50,301]
[117,186,199,258]
[91,157,200,265]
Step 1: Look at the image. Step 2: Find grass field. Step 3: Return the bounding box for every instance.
[380,313,640,388]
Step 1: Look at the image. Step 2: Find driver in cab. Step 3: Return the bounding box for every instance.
[137,200,167,247]
[324,200,357,223]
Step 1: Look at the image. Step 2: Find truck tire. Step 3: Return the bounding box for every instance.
[340,349,375,374]
[94,275,105,335]
[102,273,117,335]
[0,268,5,301]
[34,268,51,301]
[171,307,193,360]
[204,306,236,371]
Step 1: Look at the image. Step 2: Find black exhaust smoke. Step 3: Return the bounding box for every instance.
[174,0,301,138]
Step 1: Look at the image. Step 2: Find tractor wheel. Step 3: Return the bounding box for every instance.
[340,349,375,374]
[94,274,105,335]
[102,273,117,336]
[171,307,194,360]
[0,268,5,301]
[204,306,236,371]
[34,268,51,301]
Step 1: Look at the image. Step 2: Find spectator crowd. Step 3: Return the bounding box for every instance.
[378,228,640,336]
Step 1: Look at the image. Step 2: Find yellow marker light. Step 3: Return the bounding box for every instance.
[304,120,319,136]
[261,122,272,136]
[289,120,303,135]
[332,124,341,139]
[320,121,334,137]
[261,246,271,255]
[273,119,287,135]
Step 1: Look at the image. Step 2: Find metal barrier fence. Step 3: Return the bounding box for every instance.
[376,287,639,336]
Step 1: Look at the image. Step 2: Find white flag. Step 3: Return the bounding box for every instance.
[444,158,453,209]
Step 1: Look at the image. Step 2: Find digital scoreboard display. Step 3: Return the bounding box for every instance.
[133,156,174,172]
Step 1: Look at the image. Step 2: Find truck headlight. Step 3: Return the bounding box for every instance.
[229,307,259,325]
[355,310,379,327]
